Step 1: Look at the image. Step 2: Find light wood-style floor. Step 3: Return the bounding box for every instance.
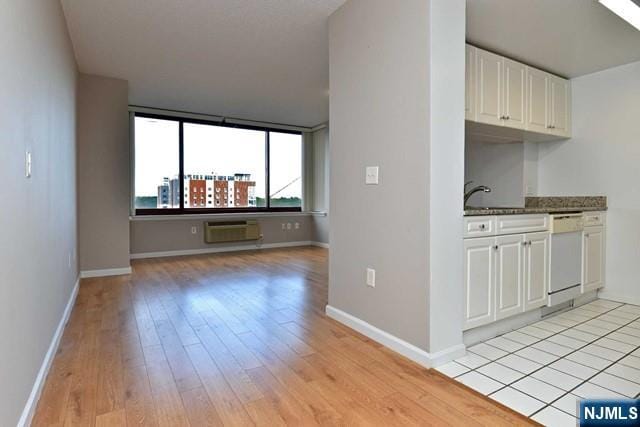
[32,247,534,426]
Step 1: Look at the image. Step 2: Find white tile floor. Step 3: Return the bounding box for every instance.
[437,299,640,426]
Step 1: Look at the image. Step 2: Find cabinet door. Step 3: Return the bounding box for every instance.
[463,237,495,330]
[476,49,503,126]
[583,227,604,292]
[495,234,524,320]
[549,76,571,137]
[502,58,526,130]
[524,232,549,310]
[526,67,549,134]
[465,45,476,121]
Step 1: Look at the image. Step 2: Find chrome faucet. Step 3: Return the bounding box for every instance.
[464,181,491,207]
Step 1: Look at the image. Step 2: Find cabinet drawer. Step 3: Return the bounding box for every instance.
[463,216,495,238]
[496,214,549,235]
[583,212,605,227]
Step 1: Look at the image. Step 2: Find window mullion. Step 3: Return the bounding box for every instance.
[179,120,185,213]
[265,130,270,210]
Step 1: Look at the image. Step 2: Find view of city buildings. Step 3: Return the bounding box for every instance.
[157,173,256,208]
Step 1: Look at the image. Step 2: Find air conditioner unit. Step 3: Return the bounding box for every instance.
[204,220,260,243]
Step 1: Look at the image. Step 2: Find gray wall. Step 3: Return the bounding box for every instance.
[0,1,78,425]
[329,0,431,350]
[465,140,525,207]
[311,215,329,244]
[311,126,330,244]
[130,215,314,255]
[77,74,131,271]
[311,127,330,212]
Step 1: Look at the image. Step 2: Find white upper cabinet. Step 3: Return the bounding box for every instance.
[549,75,571,137]
[476,49,503,126]
[502,58,526,130]
[465,45,476,121]
[526,67,549,134]
[467,44,571,139]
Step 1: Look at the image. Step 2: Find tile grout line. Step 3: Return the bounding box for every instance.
[529,309,640,418]
[455,301,640,419]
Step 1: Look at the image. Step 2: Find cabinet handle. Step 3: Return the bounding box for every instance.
[505,115,510,120]
[528,241,532,246]
[522,241,527,246]
[479,224,486,230]
[494,245,499,251]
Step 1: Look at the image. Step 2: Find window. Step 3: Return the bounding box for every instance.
[133,114,303,215]
[269,131,302,208]
[134,117,179,209]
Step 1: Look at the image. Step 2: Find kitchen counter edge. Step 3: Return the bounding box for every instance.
[463,206,608,216]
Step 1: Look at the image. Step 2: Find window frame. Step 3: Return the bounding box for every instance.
[133,112,303,216]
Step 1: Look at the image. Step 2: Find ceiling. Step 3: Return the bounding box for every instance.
[467,0,640,78]
[61,0,345,127]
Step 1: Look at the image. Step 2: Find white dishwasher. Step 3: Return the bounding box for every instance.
[548,213,584,306]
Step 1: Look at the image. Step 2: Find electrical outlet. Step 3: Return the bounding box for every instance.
[282,223,286,230]
[294,222,300,230]
[366,268,376,287]
[191,226,197,234]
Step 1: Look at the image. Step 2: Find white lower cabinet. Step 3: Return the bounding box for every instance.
[495,234,524,320]
[463,213,605,330]
[463,216,551,331]
[583,226,604,293]
[463,237,495,330]
[524,232,549,311]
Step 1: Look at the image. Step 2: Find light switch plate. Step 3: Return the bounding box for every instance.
[25,151,32,178]
[366,268,376,287]
[365,166,379,185]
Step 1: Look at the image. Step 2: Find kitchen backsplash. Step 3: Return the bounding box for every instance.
[525,196,607,209]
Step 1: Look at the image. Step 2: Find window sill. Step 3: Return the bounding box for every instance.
[130,211,326,221]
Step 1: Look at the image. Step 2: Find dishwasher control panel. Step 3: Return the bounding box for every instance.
[550,214,584,234]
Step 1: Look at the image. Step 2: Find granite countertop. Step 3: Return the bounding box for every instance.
[464,196,607,216]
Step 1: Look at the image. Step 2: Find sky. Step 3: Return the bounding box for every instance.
[134,117,302,199]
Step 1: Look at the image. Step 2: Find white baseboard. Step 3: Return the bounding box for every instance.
[18,276,80,427]
[311,241,329,249]
[80,266,132,278]
[325,305,465,368]
[598,290,640,306]
[130,240,316,260]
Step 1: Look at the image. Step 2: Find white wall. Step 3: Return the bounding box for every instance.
[329,0,431,350]
[0,1,78,425]
[428,0,466,355]
[538,60,640,303]
[465,141,525,207]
